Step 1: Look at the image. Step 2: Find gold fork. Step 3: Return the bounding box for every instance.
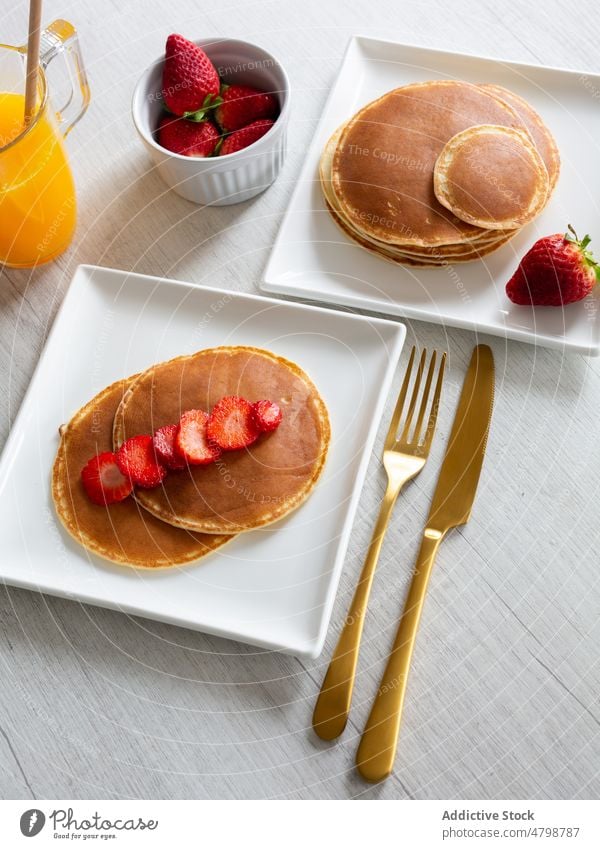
[312,347,446,740]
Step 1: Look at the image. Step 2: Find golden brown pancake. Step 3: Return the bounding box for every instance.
[433,124,549,230]
[52,378,233,568]
[324,198,514,265]
[331,80,530,247]
[320,129,514,264]
[324,199,437,267]
[481,84,560,189]
[320,127,509,258]
[113,347,331,534]
[319,135,433,266]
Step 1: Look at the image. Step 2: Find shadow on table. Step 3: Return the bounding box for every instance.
[71,161,265,281]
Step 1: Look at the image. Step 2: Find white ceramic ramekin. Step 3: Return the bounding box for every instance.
[132,38,290,205]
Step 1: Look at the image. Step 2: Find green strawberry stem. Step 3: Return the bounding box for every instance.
[183,93,223,122]
[161,93,223,121]
[565,224,600,283]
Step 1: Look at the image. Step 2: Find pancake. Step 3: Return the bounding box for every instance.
[481,84,560,189]
[325,197,514,265]
[320,130,514,264]
[319,136,434,266]
[324,199,437,267]
[113,347,331,534]
[331,80,529,247]
[433,124,549,230]
[52,378,232,568]
[320,127,509,258]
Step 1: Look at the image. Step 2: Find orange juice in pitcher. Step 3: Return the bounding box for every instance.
[0,20,89,267]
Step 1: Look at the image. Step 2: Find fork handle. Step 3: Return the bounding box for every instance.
[356,529,444,781]
[312,481,400,740]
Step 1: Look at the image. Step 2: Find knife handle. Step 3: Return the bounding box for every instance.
[356,529,443,781]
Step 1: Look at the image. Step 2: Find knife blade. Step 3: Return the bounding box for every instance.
[426,343,495,534]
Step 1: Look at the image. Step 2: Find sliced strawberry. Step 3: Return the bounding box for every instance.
[253,399,282,433]
[153,424,186,471]
[81,452,133,505]
[116,435,166,488]
[176,409,222,465]
[206,396,260,451]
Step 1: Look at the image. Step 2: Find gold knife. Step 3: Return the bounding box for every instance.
[356,344,495,782]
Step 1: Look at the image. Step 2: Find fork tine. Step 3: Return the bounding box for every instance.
[384,346,416,450]
[398,348,427,444]
[411,350,437,444]
[422,352,447,451]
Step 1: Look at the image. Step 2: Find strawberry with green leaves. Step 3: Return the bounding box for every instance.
[162,34,221,118]
[506,226,600,307]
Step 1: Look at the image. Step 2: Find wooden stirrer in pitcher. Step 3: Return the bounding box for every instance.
[24,0,43,124]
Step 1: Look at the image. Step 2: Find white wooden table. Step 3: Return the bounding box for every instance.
[1,0,599,800]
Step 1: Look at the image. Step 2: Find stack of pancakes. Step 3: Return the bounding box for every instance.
[320,80,559,267]
[52,346,330,569]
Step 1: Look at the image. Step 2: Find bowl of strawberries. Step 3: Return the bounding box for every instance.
[132,35,290,205]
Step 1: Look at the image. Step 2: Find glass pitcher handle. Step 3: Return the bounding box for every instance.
[39,19,90,136]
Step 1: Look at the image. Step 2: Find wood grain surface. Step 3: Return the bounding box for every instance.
[1,0,599,800]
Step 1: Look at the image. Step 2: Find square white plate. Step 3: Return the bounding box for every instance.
[0,265,405,658]
[262,36,600,355]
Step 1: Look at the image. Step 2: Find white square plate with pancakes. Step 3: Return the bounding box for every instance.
[0,265,405,658]
[262,36,600,355]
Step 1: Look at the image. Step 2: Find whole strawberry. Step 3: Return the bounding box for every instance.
[506,226,600,306]
[162,34,220,117]
[219,119,274,156]
[214,84,278,132]
[157,115,220,157]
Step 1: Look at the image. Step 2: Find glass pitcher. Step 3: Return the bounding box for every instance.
[0,19,90,268]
